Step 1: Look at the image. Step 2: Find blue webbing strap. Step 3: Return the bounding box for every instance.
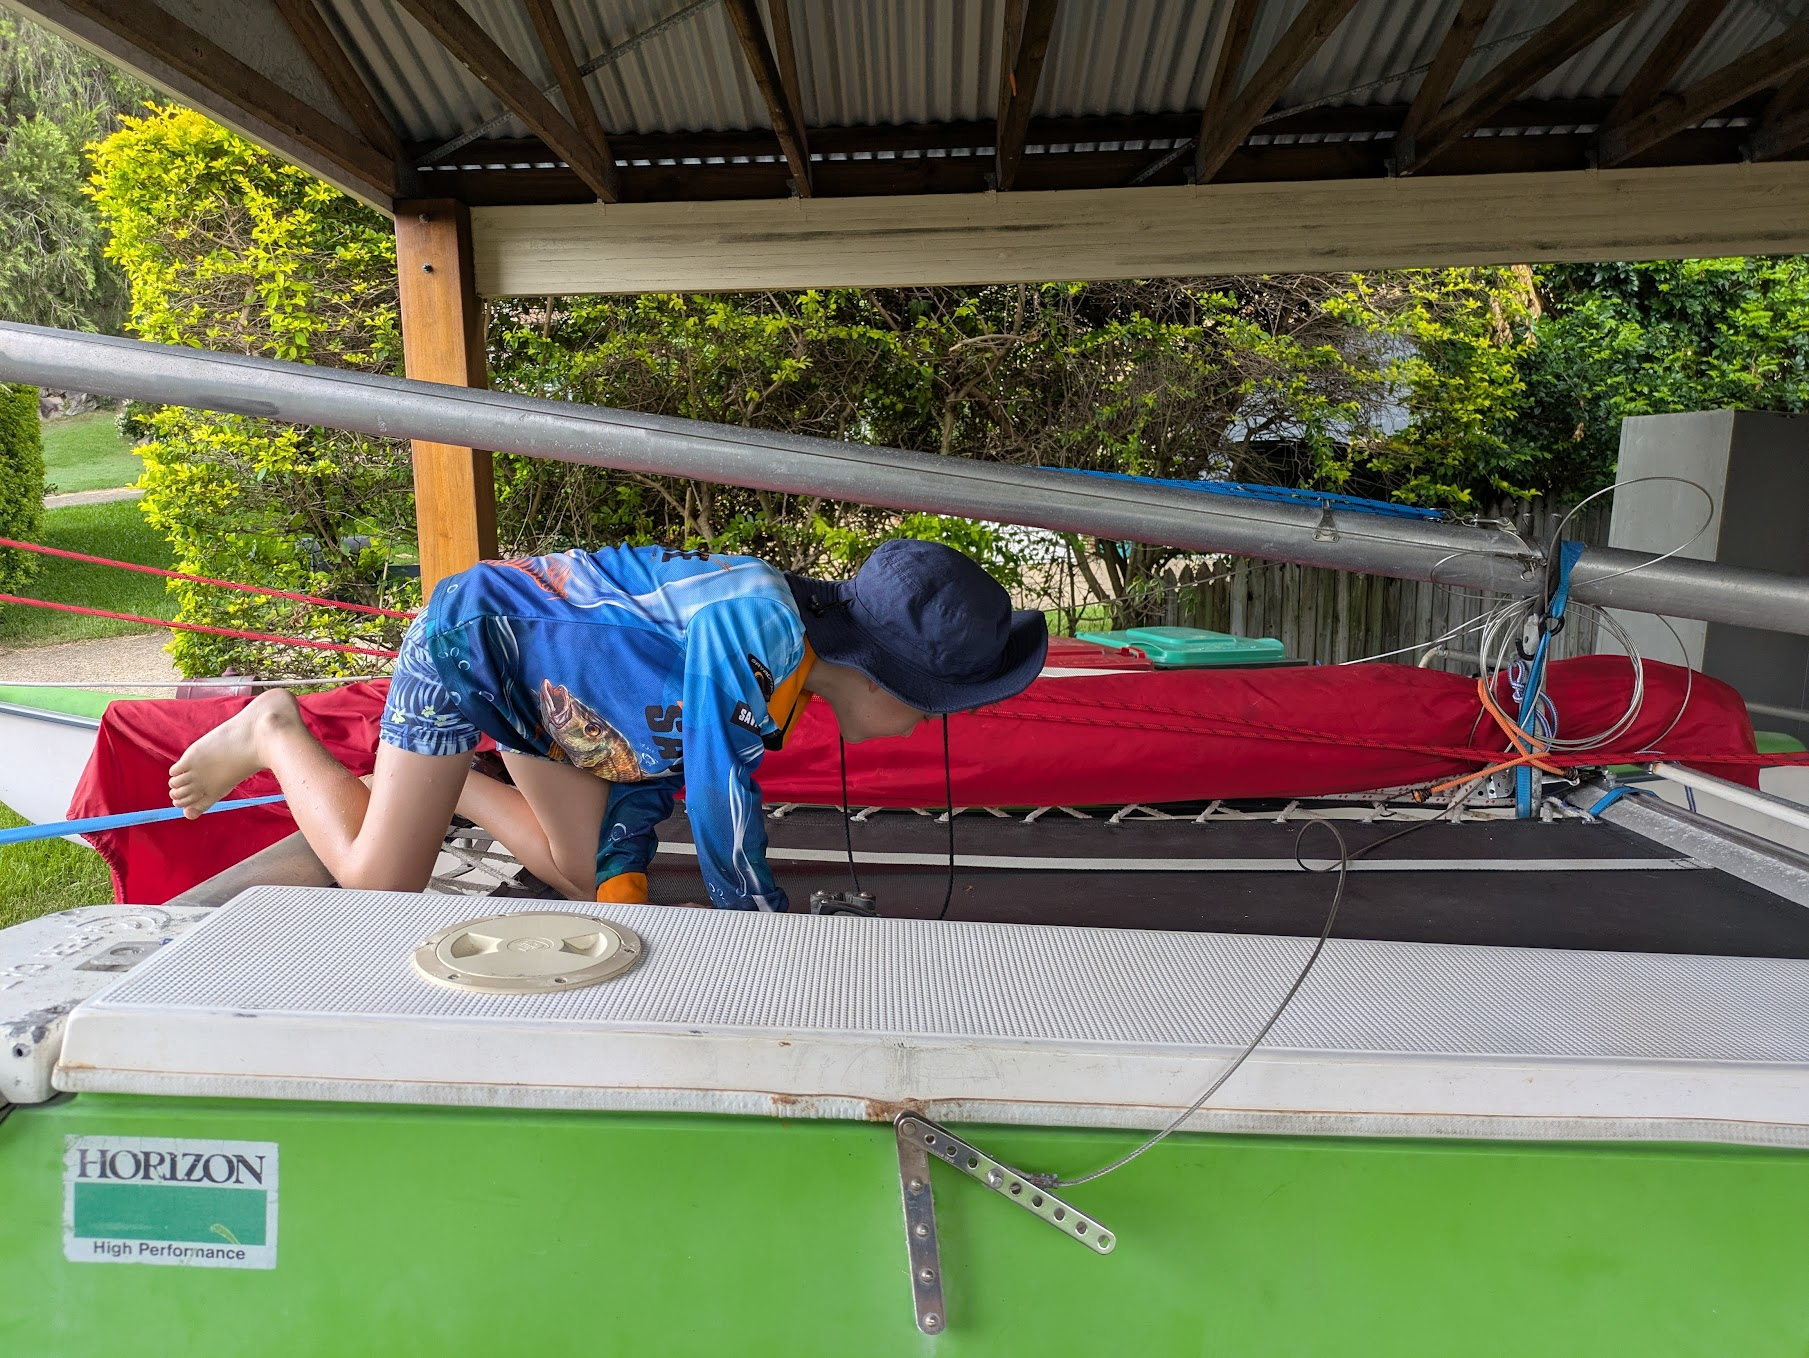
[1584,785,1646,818]
[0,792,288,846]
[1515,540,1587,818]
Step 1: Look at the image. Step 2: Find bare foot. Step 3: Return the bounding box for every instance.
[168,689,298,819]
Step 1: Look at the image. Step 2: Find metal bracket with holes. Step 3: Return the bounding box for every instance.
[893,1113,1115,1335]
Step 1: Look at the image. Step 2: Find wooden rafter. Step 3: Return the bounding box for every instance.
[523,0,618,199]
[1391,0,1498,172]
[1600,20,1809,165]
[1196,0,1261,173]
[1393,0,1647,176]
[392,0,618,202]
[1598,0,1731,135]
[1745,64,1809,160]
[50,0,395,199]
[1194,0,1362,184]
[724,0,813,196]
[995,0,1060,190]
[272,0,401,163]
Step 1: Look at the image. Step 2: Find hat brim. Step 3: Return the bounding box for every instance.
[790,576,1049,715]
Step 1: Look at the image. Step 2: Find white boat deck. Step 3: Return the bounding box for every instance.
[54,885,1809,1146]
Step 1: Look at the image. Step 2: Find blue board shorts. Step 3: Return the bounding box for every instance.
[379,615,486,758]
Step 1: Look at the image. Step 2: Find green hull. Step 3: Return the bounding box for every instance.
[4,1094,1808,1356]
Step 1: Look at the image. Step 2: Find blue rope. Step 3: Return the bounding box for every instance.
[1515,540,1587,818]
[0,793,288,846]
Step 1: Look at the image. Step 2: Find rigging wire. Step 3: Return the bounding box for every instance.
[1035,795,1486,1191]
[838,734,861,896]
[936,715,956,921]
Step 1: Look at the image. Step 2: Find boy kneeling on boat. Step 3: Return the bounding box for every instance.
[167,540,1046,911]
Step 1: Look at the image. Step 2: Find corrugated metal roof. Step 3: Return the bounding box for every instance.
[290,1,1809,162]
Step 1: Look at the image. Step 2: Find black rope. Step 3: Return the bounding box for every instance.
[936,715,955,920]
[838,733,861,894]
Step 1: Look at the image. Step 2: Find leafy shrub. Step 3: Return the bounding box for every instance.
[88,106,414,676]
[0,381,43,597]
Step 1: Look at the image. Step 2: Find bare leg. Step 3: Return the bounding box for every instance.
[169,689,470,892]
[457,768,597,900]
[482,752,611,901]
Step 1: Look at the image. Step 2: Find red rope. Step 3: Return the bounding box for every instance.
[0,536,415,619]
[0,594,399,658]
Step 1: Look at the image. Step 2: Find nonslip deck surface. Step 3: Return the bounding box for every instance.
[53,886,1809,1141]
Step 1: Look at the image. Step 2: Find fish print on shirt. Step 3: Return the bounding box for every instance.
[538,680,646,781]
[419,544,813,912]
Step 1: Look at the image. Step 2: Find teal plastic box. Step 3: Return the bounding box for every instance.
[1075,625,1288,668]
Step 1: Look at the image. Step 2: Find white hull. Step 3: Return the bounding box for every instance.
[0,700,98,826]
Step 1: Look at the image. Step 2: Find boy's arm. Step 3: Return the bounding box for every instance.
[680,597,802,912]
[595,778,677,902]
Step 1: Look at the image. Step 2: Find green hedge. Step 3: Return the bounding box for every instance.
[0,381,42,597]
[88,106,413,677]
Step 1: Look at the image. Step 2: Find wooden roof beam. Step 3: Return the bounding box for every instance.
[1601,20,1809,166]
[1598,0,1732,135]
[49,0,395,200]
[1194,0,1362,184]
[392,0,618,203]
[523,0,619,196]
[1745,64,1809,160]
[1391,0,1498,173]
[272,0,402,164]
[995,0,1060,190]
[724,0,813,197]
[1195,0,1261,175]
[1394,0,1647,176]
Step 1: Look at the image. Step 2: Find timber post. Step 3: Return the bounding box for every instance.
[395,199,499,592]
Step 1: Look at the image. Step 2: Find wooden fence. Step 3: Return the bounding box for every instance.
[1130,498,1611,671]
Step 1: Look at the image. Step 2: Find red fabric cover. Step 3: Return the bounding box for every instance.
[1041,636,1156,669]
[69,682,397,906]
[68,657,1755,905]
[757,656,1758,807]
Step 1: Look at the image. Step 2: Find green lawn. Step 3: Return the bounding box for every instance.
[41,411,143,494]
[0,498,176,646]
[0,800,114,927]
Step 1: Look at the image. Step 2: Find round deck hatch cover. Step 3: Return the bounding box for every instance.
[411,911,643,993]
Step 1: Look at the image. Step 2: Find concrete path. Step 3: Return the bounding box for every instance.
[44,486,143,510]
[0,632,178,694]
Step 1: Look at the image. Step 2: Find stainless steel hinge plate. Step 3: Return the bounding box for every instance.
[893,1112,1117,1335]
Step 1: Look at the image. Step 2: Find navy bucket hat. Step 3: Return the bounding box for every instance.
[785,540,1048,715]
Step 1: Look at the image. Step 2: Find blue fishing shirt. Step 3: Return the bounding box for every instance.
[419,546,815,911]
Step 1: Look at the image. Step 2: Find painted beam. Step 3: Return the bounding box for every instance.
[468,161,1809,297]
[395,200,498,592]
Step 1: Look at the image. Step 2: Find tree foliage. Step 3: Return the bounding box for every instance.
[0,381,43,599]
[108,102,1809,671]
[1511,258,1809,499]
[0,17,146,331]
[88,106,413,676]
